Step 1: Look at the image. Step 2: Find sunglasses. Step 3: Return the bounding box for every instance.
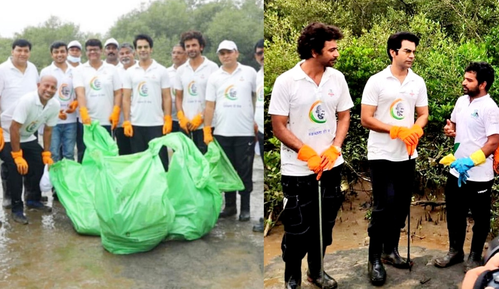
[255,51,264,56]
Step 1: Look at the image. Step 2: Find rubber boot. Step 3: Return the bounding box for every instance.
[382,230,411,269]
[307,250,337,289]
[219,192,237,218]
[284,261,302,289]
[239,192,250,221]
[368,237,386,286]
[2,180,11,208]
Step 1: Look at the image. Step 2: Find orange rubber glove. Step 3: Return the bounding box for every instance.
[177,111,190,133]
[123,121,133,137]
[494,146,499,174]
[297,144,323,180]
[163,115,172,135]
[80,107,91,124]
[109,105,120,130]
[190,114,203,131]
[320,145,341,171]
[203,126,213,145]
[0,128,4,151]
[11,150,28,175]
[405,124,424,156]
[58,109,67,120]
[65,100,78,113]
[42,151,54,165]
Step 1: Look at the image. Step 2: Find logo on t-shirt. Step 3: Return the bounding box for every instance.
[471,109,479,119]
[138,81,149,97]
[59,83,72,101]
[309,100,326,124]
[224,85,237,100]
[90,77,102,91]
[187,81,198,96]
[257,85,264,101]
[26,121,40,133]
[390,98,405,120]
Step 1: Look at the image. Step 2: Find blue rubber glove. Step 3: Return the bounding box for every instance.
[450,158,474,187]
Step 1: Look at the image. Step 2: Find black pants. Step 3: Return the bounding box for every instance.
[130,125,168,171]
[445,173,492,254]
[114,127,132,155]
[215,135,254,194]
[172,120,180,133]
[181,128,208,154]
[257,131,263,163]
[280,167,344,279]
[367,159,415,256]
[0,140,43,213]
[77,121,111,163]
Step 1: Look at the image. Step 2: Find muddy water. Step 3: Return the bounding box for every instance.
[0,158,264,289]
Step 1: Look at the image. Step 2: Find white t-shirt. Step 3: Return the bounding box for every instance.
[361,66,428,161]
[255,67,264,134]
[174,57,219,130]
[73,61,121,125]
[122,60,170,126]
[40,62,77,124]
[269,62,353,176]
[206,63,257,137]
[450,94,499,182]
[1,90,60,143]
[0,58,39,112]
[166,65,179,121]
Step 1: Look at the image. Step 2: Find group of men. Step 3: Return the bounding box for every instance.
[269,22,499,288]
[0,32,265,228]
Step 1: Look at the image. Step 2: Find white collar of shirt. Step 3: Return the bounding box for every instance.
[186,56,209,70]
[290,60,334,82]
[466,93,491,104]
[220,62,242,75]
[382,65,416,82]
[131,59,158,70]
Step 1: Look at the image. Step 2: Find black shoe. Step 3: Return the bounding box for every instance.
[382,248,413,269]
[253,218,264,232]
[434,249,464,268]
[219,206,237,218]
[285,276,301,289]
[239,211,250,222]
[26,201,52,213]
[307,270,338,289]
[12,211,28,225]
[368,258,386,286]
[464,252,483,273]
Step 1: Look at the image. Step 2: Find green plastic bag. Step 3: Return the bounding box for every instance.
[205,140,245,192]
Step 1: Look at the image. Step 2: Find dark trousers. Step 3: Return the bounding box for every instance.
[172,120,180,133]
[130,125,168,171]
[367,159,415,257]
[445,173,492,254]
[0,140,43,213]
[257,131,263,163]
[181,128,208,154]
[114,127,132,155]
[77,121,111,163]
[280,167,344,280]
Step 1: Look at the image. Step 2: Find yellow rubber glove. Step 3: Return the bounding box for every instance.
[177,111,190,133]
[42,151,54,165]
[440,153,456,166]
[123,121,133,137]
[66,100,78,113]
[80,107,91,124]
[58,109,67,120]
[11,150,28,175]
[163,115,172,135]
[203,126,213,145]
[320,145,341,171]
[297,144,323,180]
[470,149,486,166]
[494,147,499,174]
[109,106,120,130]
[0,128,5,151]
[190,114,203,131]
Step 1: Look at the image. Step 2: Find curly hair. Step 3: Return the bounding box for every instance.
[297,22,343,60]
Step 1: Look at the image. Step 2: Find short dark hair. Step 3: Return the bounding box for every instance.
[180,30,205,50]
[386,32,420,61]
[297,22,343,60]
[465,61,495,92]
[85,39,102,49]
[50,41,67,53]
[133,34,154,49]
[12,39,31,50]
[254,39,264,52]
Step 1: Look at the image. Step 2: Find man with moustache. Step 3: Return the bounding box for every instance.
[167,44,187,132]
[0,39,39,209]
[0,75,60,224]
[361,32,428,285]
[174,30,218,153]
[104,38,122,68]
[435,62,499,273]
[268,22,353,289]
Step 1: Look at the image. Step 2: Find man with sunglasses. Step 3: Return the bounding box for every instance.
[360,32,429,285]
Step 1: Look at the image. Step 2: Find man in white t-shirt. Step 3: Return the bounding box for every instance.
[73,39,122,162]
[167,44,187,133]
[268,23,353,289]
[0,39,39,209]
[0,75,60,224]
[40,41,77,162]
[122,34,172,170]
[204,40,257,223]
[175,30,219,154]
[67,40,82,68]
[361,32,428,285]
[435,62,499,272]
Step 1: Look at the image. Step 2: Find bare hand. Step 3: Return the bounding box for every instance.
[444,119,456,137]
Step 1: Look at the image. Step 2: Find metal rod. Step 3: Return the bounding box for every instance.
[318,179,324,288]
